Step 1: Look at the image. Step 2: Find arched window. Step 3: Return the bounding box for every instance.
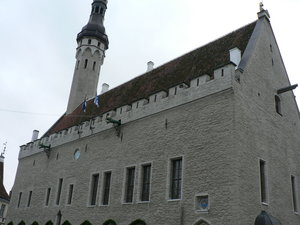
[45,221,53,225]
[84,59,88,69]
[103,220,116,225]
[18,221,25,225]
[275,95,282,115]
[194,220,210,225]
[129,219,146,225]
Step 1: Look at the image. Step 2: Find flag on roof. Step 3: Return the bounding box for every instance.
[82,98,87,112]
[94,94,99,107]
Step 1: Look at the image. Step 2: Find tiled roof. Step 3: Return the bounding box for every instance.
[44,21,257,136]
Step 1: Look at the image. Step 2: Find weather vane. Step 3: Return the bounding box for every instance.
[1,141,7,157]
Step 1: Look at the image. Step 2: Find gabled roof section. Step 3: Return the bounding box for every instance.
[44,20,257,136]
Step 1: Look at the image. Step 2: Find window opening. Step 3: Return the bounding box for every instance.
[93,62,96,71]
[76,60,80,70]
[17,192,22,208]
[95,6,99,14]
[270,44,273,52]
[84,59,88,69]
[141,164,151,201]
[136,102,139,109]
[154,95,157,102]
[125,167,135,203]
[275,95,282,115]
[45,188,51,206]
[67,184,74,205]
[221,69,224,77]
[170,158,182,199]
[291,175,298,212]
[98,42,100,47]
[260,160,267,203]
[100,8,104,14]
[102,172,112,205]
[197,78,200,86]
[27,191,32,207]
[56,178,63,205]
[88,39,92,45]
[90,174,99,205]
[174,87,177,95]
[0,204,6,217]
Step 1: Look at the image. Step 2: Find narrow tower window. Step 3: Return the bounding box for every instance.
[259,160,268,204]
[95,6,99,14]
[67,184,74,205]
[93,62,96,71]
[56,178,63,205]
[170,158,182,199]
[291,176,298,212]
[76,60,80,70]
[141,164,151,202]
[45,188,51,206]
[88,39,92,45]
[275,95,282,115]
[100,8,104,15]
[17,192,22,208]
[27,191,32,207]
[125,167,135,203]
[90,174,99,206]
[102,171,112,205]
[84,59,88,69]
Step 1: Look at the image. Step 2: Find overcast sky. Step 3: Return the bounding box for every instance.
[0,0,299,192]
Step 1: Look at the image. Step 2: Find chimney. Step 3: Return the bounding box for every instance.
[147,61,154,72]
[31,130,39,142]
[230,48,241,67]
[101,83,109,94]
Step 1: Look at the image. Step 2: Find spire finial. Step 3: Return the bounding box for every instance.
[259,2,264,12]
[1,142,7,158]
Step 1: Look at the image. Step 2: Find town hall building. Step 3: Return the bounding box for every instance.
[6,1,300,225]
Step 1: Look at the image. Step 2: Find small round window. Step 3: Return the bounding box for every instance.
[74,149,80,160]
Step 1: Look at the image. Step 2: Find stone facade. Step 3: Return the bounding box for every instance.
[6,4,300,225]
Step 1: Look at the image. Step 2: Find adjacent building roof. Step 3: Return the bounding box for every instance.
[44,20,257,137]
[0,161,10,202]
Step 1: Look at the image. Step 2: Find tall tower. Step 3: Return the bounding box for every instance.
[66,0,109,114]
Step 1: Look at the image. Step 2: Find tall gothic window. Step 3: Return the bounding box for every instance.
[140,164,151,201]
[90,174,99,206]
[170,158,182,199]
[102,172,112,205]
[125,167,135,203]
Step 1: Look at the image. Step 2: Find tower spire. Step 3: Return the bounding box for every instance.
[66,0,109,114]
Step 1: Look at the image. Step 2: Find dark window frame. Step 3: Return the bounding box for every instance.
[67,184,74,205]
[56,178,63,205]
[27,191,32,207]
[45,188,51,206]
[17,192,22,208]
[291,175,298,213]
[90,174,99,206]
[102,171,112,205]
[259,160,268,204]
[140,164,151,202]
[170,157,183,200]
[124,167,135,203]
